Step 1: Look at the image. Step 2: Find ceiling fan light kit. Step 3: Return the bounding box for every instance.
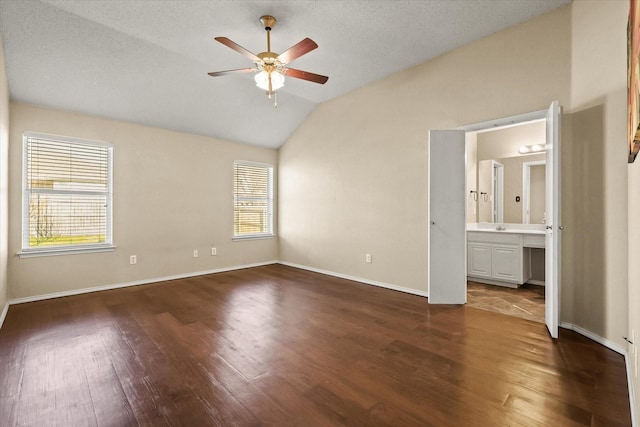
[255,70,284,91]
[208,15,328,107]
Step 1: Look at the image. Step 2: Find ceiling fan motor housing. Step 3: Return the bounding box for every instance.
[260,15,277,31]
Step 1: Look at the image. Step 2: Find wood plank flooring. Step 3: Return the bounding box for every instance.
[0,264,631,426]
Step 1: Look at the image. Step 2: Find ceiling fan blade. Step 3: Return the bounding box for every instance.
[277,38,318,64]
[207,68,255,77]
[215,37,261,62]
[285,68,328,84]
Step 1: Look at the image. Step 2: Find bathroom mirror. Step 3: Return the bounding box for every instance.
[467,119,547,225]
[475,154,546,224]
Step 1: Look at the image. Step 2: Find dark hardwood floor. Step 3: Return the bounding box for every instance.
[0,264,631,426]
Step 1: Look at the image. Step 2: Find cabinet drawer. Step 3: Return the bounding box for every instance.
[523,234,545,248]
[467,231,521,245]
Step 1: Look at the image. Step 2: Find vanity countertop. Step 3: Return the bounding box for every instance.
[466,223,545,235]
[467,228,545,235]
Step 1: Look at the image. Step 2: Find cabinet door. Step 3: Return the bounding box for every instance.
[491,244,521,282]
[468,243,492,278]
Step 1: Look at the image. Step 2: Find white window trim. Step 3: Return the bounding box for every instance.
[20,132,115,257]
[232,234,275,241]
[233,160,275,240]
[18,246,115,258]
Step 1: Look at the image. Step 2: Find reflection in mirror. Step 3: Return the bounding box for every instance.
[468,120,547,225]
[477,154,545,223]
[523,160,546,224]
[492,161,504,223]
[477,160,492,222]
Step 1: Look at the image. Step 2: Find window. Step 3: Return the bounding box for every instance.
[22,132,114,255]
[233,161,274,239]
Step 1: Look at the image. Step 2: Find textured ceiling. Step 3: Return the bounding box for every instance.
[0,0,571,148]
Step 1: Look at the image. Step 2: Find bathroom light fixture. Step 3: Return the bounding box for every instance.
[518,143,547,154]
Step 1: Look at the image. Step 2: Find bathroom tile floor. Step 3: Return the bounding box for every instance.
[467,281,545,323]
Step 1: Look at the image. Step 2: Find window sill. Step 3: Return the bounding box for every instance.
[232,234,276,242]
[18,245,116,258]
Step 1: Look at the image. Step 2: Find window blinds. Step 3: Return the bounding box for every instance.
[233,161,273,237]
[24,134,113,250]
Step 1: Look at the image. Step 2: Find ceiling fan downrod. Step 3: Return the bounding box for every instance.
[260,15,279,107]
[260,15,276,52]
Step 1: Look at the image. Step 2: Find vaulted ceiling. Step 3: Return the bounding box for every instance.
[0,0,571,148]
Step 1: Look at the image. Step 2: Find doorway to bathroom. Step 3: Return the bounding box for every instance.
[428,101,561,337]
[465,119,547,323]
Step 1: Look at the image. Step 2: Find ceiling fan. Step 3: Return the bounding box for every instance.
[208,15,328,107]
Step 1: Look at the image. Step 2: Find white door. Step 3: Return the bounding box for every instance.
[428,130,466,304]
[545,101,561,338]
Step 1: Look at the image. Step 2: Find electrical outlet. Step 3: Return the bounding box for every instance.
[365,253,372,263]
[193,249,199,258]
[211,247,217,256]
[129,255,137,265]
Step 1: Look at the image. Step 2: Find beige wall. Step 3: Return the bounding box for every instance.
[0,37,8,310]
[477,121,546,161]
[566,0,628,349]
[629,148,640,420]
[626,0,640,416]
[8,103,278,299]
[279,6,571,293]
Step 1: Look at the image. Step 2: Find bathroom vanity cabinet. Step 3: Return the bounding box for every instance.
[467,229,544,288]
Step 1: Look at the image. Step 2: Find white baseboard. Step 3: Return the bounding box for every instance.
[560,321,626,355]
[279,261,429,298]
[8,260,278,306]
[625,350,638,427]
[0,302,8,330]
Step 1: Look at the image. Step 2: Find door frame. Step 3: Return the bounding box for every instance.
[458,105,561,337]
